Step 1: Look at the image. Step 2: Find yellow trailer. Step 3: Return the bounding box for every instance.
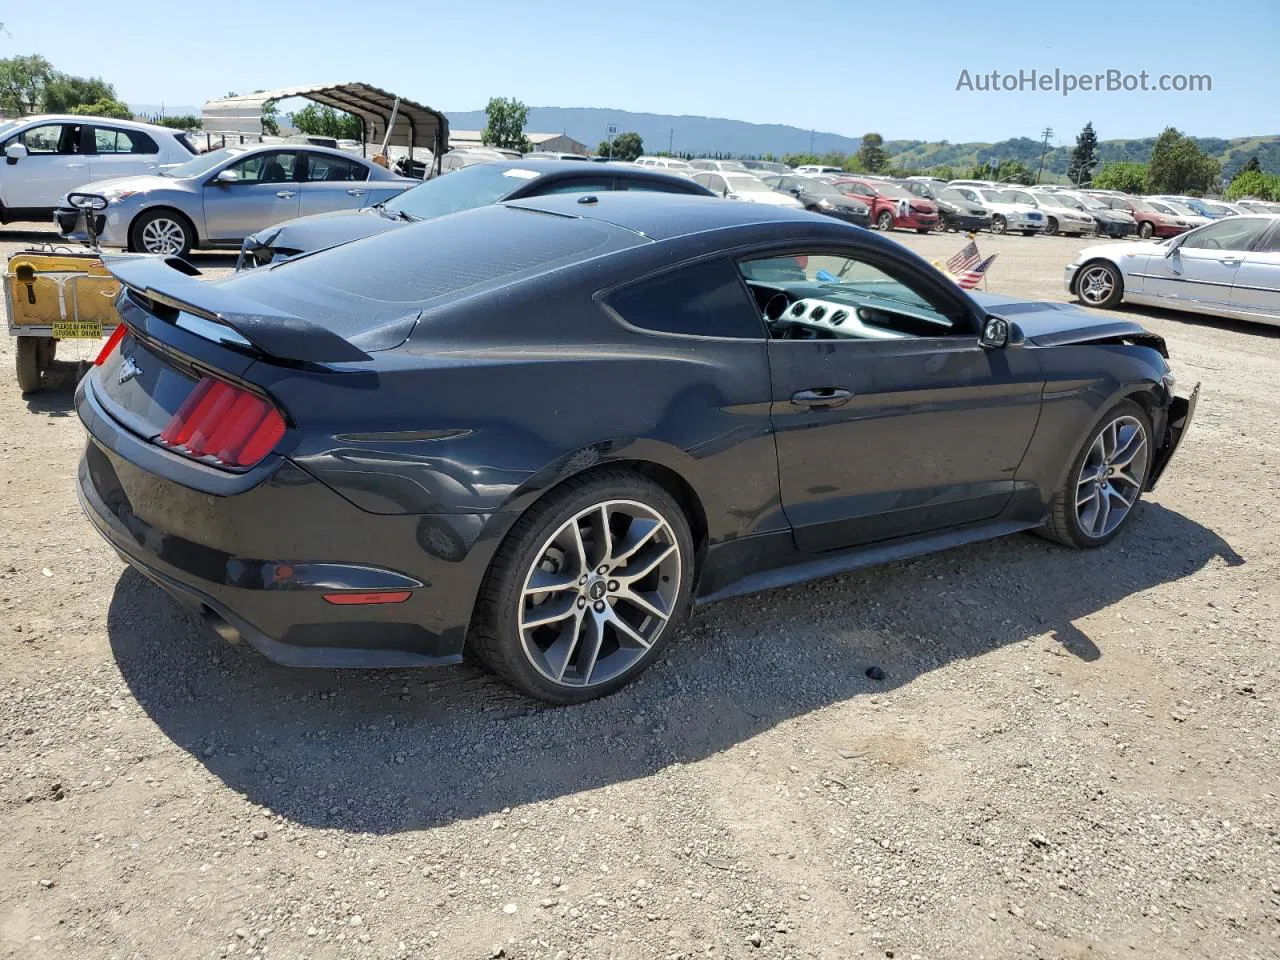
[5,195,120,393]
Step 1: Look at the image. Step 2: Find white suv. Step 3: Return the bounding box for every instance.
[0,114,194,221]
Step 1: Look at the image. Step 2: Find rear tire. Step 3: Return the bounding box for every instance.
[470,469,695,704]
[1045,217,1059,236]
[129,208,195,257]
[991,215,1007,234]
[16,337,41,393]
[1138,221,1154,240]
[1039,400,1152,549]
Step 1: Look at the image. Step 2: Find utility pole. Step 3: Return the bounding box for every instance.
[1035,126,1053,184]
[606,123,616,160]
[809,128,815,155]
[668,127,673,156]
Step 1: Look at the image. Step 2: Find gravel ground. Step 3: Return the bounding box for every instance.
[1,224,1277,960]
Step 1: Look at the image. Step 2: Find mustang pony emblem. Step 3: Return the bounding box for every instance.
[117,356,143,385]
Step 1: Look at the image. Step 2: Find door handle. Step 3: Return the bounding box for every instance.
[276,190,297,199]
[64,162,86,169]
[346,188,366,196]
[791,387,853,408]
[1218,257,1241,266]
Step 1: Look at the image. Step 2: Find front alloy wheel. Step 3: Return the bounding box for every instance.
[991,215,1007,234]
[1077,262,1122,308]
[876,210,894,231]
[131,209,194,256]
[1074,415,1149,539]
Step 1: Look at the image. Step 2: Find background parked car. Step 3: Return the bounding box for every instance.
[741,159,792,175]
[439,147,522,173]
[834,177,938,232]
[1067,214,1280,326]
[761,174,871,226]
[898,179,991,233]
[795,164,845,176]
[692,171,803,207]
[634,156,696,174]
[0,114,194,221]
[239,158,715,266]
[948,186,1044,235]
[1152,195,1238,220]
[1024,190,1098,236]
[55,143,417,256]
[689,159,751,174]
[1064,191,1137,238]
[1084,193,1190,239]
[1146,198,1211,229]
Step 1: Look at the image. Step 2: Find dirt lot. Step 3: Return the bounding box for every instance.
[1,224,1276,960]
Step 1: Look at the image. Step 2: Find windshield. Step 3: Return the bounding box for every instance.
[868,181,911,198]
[1075,194,1108,210]
[979,189,1008,203]
[726,174,770,193]
[1202,201,1235,215]
[1126,197,1154,212]
[803,180,843,198]
[940,188,972,204]
[1160,200,1198,216]
[384,163,546,219]
[0,119,22,142]
[662,159,693,169]
[161,147,245,178]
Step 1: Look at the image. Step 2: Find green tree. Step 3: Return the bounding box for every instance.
[1233,155,1262,179]
[1149,126,1219,194]
[481,96,531,152]
[819,150,848,168]
[290,104,361,140]
[1224,169,1280,201]
[0,55,54,114]
[260,97,280,137]
[598,131,643,161]
[1066,121,1098,185]
[840,154,865,174]
[68,98,132,120]
[41,73,115,113]
[856,132,887,172]
[782,152,819,167]
[927,165,956,181]
[155,115,201,130]
[1093,162,1151,193]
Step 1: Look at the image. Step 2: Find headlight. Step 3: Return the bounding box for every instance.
[101,188,140,204]
[1162,369,1177,395]
[817,199,835,210]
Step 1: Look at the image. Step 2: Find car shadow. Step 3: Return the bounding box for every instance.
[107,502,1242,834]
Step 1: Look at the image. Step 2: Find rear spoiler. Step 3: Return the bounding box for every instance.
[101,253,373,363]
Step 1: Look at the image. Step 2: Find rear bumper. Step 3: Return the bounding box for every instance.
[75,374,502,668]
[1097,222,1136,238]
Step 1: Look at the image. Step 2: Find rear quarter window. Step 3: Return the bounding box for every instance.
[604,258,764,339]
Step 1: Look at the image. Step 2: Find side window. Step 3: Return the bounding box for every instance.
[91,127,155,154]
[1257,225,1280,253]
[16,123,75,154]
[305,153,369,182]
[707,174,727,195]
[956,188,978,202]
[605,258,765,339]
[738,252,968,340]
[533,176,615,195]
[1180,218,1271,252]
[228,151,300,183]
[619,178,695,194]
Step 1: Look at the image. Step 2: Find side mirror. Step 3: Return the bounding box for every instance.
[789,186,802,196]
[215,169,240,184]
[5,143,27,164]
[1163,236,1184,257]
[980,316,1013,349]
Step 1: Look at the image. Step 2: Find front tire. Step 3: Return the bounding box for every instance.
[876,210,894,231]
[1138,220,1154,240]
[1075,260,1123,308]
[1040,400,1152,549]
[470,470,695,704]
[129,209,195,257]
[991,215,1007,234]
[1044,216,1059,236]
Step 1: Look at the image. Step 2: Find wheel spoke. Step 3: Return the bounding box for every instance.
[610,518,661,566]
[615,586,669,623]
[1111,429,1146,468]
[1107,484,1135,509]
[1114,467,1142,491]
[616,541,676,585]
[525,568,578,597]
[1094,488,1112,536]
[566,519,589,577]
[576,612,606,685]
[588,504,613,568]
[605,607,651,650]
[520,595,578,630]
[545,609,587,683]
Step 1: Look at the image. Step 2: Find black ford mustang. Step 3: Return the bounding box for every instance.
[76,193,1197,703]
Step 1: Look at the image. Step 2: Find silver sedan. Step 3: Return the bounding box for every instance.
[55,144,415,256]
[1065,214,1280,327]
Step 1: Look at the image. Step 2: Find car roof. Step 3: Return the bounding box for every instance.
[478,157,710,191]
[5,113,176,135]
[211,142,376,162]
[503,190,824,241]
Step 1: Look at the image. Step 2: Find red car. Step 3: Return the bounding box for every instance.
[833,178,939,232]
[1085,194,1191,240]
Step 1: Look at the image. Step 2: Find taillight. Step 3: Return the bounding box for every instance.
[157,376,285,469]
[95,324,127,365]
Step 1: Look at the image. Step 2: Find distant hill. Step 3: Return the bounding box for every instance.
[444,107,861,158]
[444,107,1278,180]
[884,135,1280,181]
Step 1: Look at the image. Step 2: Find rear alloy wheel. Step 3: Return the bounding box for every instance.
[1040,401,1152,548]
[991,215,1007,234]
[876,210,894,231]
[1138,221,1154,240]
[1076,261,1123,308]
[471,471,694,703]
[130,209,194,257]
[1044,217,1059,236]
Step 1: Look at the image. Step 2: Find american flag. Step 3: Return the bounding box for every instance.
[956,253,998,290]
[945,240,980,275]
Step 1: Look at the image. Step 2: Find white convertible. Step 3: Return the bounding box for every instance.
[1065,215,1280,326]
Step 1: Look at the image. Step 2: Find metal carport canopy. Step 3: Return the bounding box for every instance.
[201,83,449,155]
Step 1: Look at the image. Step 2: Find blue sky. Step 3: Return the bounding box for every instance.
[4,0,1277,145]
